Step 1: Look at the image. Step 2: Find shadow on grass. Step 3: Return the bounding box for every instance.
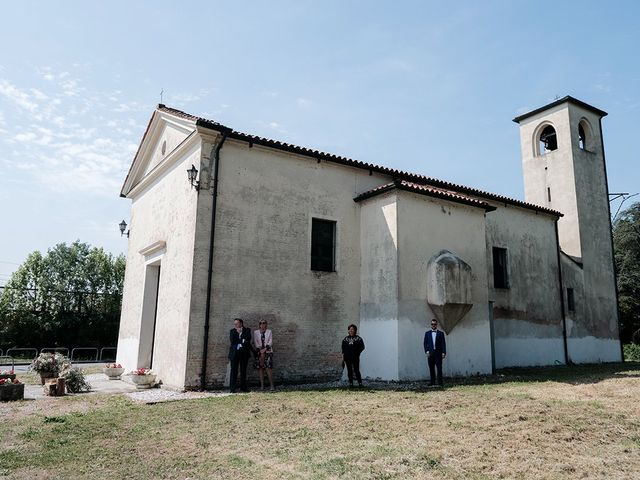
[489,361,640,386]
[272,361,640,394]
[446,361,640,389]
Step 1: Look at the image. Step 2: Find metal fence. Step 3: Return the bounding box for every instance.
[0,346,116,365]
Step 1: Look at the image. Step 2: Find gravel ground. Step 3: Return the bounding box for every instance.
[124,378,441,404]
[125,388,231,403]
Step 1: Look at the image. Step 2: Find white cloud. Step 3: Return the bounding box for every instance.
[61,78,81,96]
[254,120,289,135]
[0,79,39,112]
[113,101,146,113]
[15,132,37,142]
[30,88,47,100]
[172,92,200,103]
[592,84,611,93]
[296,97,312,109]
[0,66,146,197]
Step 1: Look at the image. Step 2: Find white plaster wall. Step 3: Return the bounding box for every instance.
[566,106,619,351]
[189,139,389,387]
[485,205,565,368]
[117,135,201,390]
[396,193,492,378]
[561,254,622,363]
[519,106,582,258]
[567,337,621,363]
[494,338,565,368]
[145,123,191,175]
[359,192,400,380]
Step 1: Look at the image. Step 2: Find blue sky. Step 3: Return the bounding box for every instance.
[1,1,639,283]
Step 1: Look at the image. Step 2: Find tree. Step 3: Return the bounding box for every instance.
[613,202,640,343]
[0,241,126,350]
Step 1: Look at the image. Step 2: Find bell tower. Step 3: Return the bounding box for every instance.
[514,96,611,260]
[513,96,621,361]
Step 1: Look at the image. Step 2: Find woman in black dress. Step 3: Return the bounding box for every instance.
[342,324,365,387]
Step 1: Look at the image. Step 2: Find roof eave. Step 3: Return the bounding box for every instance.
[353,183,397,202]
[147,105,563,217]
[395,183,496,212]
[355,182,497,212]
[513,96,608,124]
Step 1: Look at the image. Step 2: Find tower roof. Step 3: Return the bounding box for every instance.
[512,96,608,124]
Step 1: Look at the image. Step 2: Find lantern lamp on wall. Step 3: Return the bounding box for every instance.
[119,220,130,238]
[187,164,199,190]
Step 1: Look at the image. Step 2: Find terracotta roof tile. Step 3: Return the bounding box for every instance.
[354,180,496,211]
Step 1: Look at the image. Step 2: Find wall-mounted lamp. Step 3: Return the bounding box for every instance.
[119,220,130,238]
[187,164,199,190]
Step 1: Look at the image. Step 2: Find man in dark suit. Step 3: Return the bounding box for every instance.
[423,318,447,387]
[228,317,252,393]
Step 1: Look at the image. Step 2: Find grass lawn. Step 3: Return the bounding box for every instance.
[1,363,639,479]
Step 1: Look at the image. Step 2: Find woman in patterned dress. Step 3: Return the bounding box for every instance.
[253,320,274,391]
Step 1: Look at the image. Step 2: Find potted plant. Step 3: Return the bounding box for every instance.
[30,353,71,385]
[0,369,16,381]
[103,363,125,380]
[59,366,91,393]
[129,368,157,389]
[0,377,24,401]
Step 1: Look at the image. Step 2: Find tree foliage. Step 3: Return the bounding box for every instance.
[613,202,640,343]
[0,241,125,349]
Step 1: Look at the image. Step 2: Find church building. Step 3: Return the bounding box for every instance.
[116,96,622,390]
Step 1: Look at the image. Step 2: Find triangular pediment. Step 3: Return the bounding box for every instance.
[120,108,198,197]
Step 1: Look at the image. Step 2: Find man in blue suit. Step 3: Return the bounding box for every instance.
[423,318,446,387]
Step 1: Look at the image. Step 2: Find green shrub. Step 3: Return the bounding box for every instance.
[59,367,91,393]
[623,343,640,362]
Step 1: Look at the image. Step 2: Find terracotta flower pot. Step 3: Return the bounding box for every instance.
[104,367,125,380]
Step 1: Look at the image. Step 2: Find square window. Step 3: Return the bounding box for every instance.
[311,218,336,272]
[492,247,509,289]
